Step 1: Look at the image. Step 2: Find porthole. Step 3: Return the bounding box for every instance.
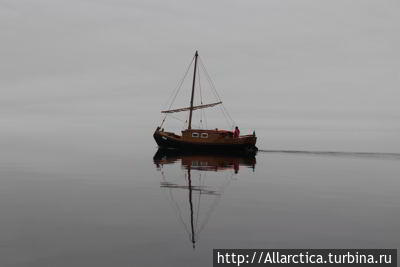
[192,133,199,138]
[200,133,208,138]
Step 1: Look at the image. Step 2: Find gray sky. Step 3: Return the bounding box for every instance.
[1,0,399,150]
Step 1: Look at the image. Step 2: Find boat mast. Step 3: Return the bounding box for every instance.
[188,50,198,130]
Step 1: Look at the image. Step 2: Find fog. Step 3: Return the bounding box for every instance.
[2,0,399,153]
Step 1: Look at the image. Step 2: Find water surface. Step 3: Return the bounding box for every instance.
[1,0,400,266]
[1,120,399,267]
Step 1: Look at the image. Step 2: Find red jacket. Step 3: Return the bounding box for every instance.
[234,128,240,138]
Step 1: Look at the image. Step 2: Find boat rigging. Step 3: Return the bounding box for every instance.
[154,51,258,154]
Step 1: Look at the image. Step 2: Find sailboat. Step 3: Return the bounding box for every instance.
[153,51,258,154]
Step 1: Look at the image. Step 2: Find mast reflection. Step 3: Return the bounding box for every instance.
[153,149,256,248]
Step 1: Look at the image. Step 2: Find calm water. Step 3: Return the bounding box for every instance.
[1,1,400,265]
[1,109,399,267]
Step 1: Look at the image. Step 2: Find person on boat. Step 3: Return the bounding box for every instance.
[233,126,240,138]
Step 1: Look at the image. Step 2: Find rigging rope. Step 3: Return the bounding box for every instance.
[160,53,237,130]
[198,57,236,129]
[160,55,195,128]
[166,113,202,130]
[197,63,204,129]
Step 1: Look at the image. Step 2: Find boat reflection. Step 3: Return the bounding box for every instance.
[154,149,256,174]
[153,149,256,248]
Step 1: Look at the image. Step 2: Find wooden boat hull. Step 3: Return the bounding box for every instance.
[153,129,258,154]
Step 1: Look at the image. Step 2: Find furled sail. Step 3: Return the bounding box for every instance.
[161,101,222,114]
